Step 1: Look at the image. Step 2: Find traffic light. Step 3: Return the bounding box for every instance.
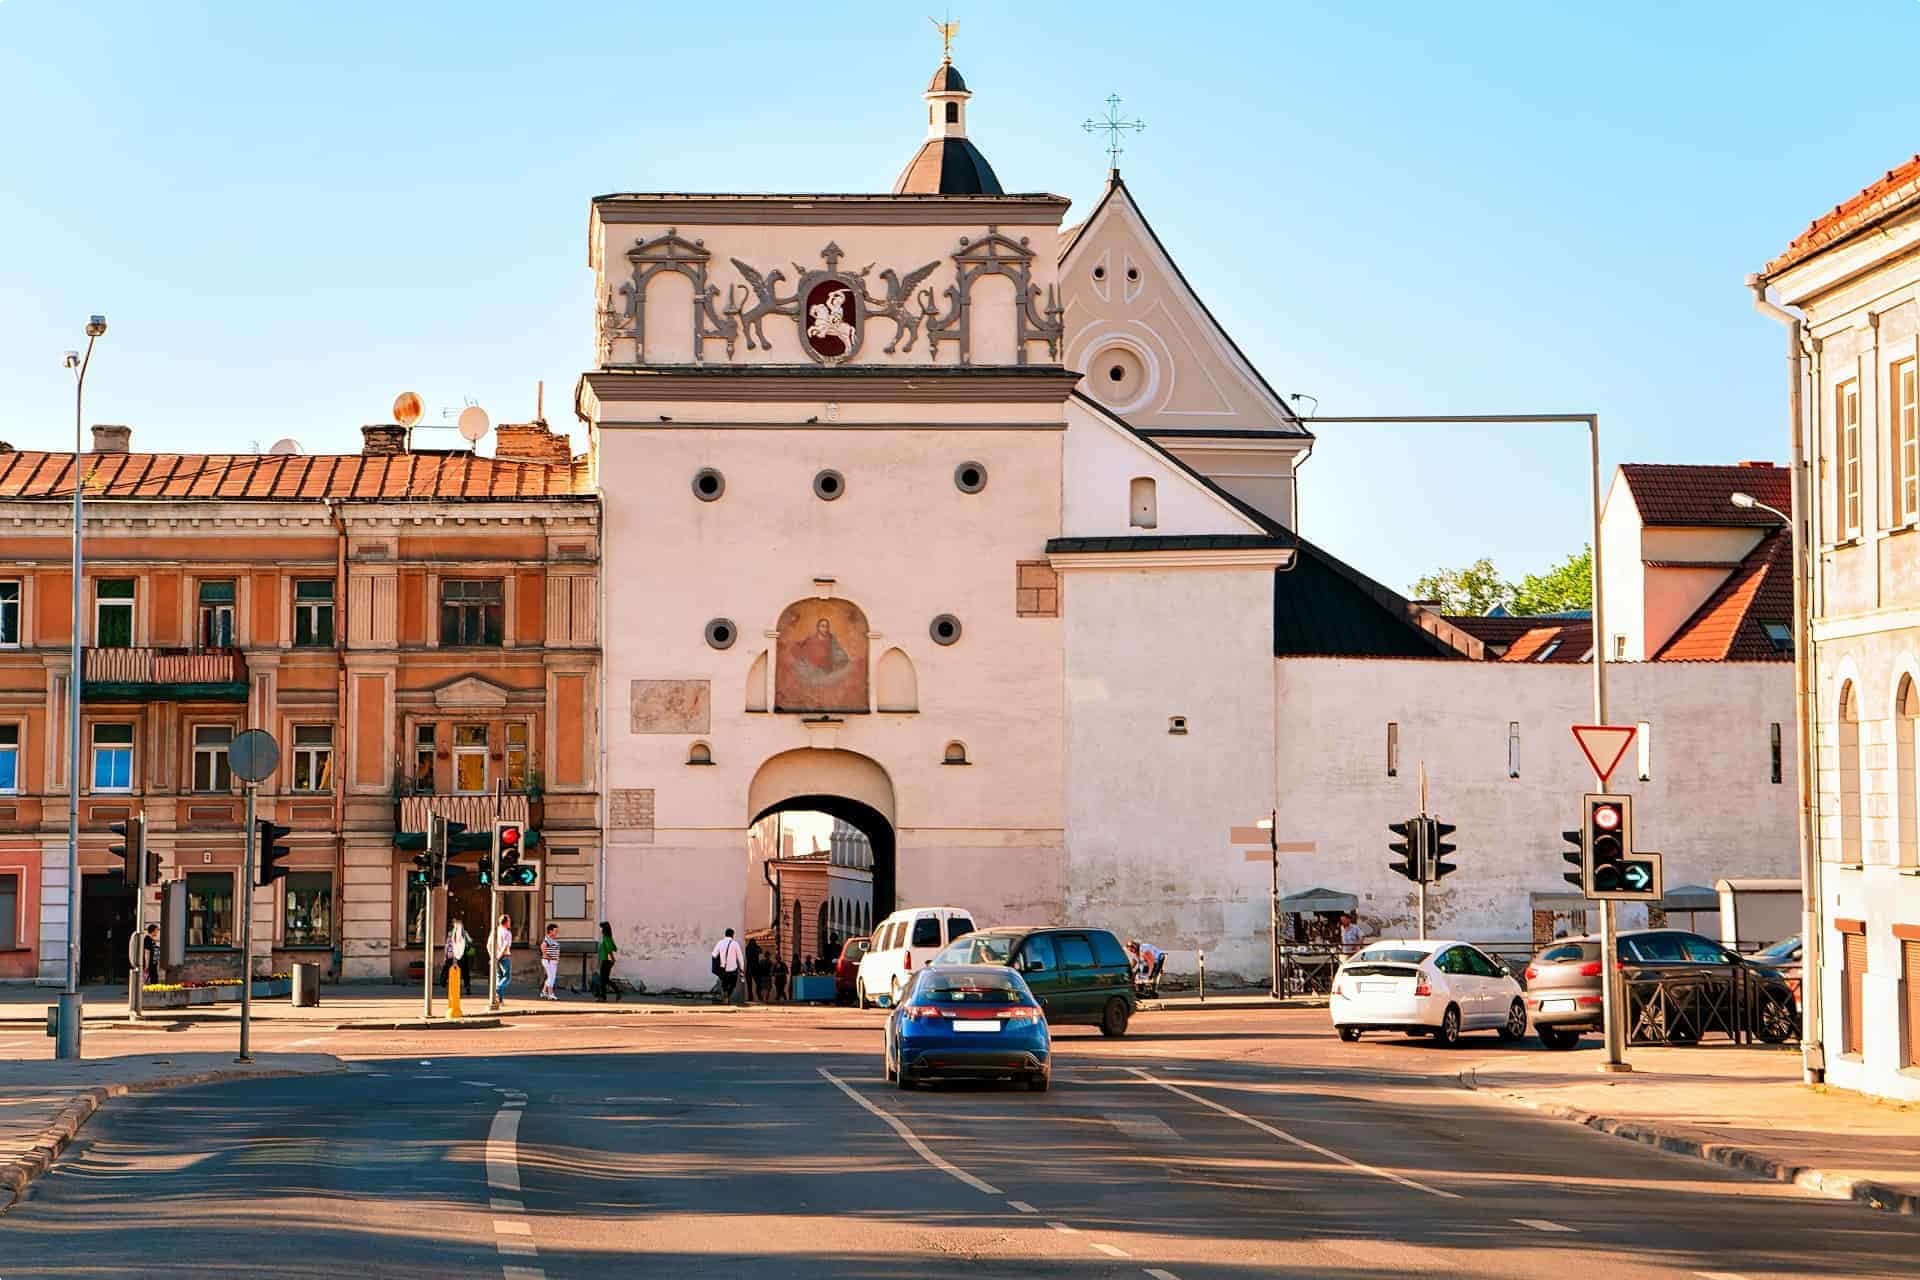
[1388,819,1420,881]
[256,819,293,888]
[497,860,539,889]
[475,850,494,887]
[1426,819,1458,881]
[144,847,162,887]
[408,851,436,888]
[1561,828,1585,888]
[108,815,146,891]
[1581,792,1661,899]
[494,819,524,878]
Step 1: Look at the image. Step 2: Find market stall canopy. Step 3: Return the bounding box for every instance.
[1662,883,1720,912]
[1280,887,1357,914]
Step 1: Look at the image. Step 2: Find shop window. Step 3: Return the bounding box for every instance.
[405,876,427,948]
[282,871,333,947]
[91,723,133,792]
[197,580,236,649]
[294,580,335,647]
[187,872,235,948]
[413,724,436,793]
[0,580,18,646]
[440,579,504,647]
[95,579,134,647]
[506,722,530,790]
[192,725,234,793]
[292,725,333,792]
[0,724,17,794]
[454,724,488,794]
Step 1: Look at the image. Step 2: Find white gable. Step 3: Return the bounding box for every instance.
[1061,394,1269,539]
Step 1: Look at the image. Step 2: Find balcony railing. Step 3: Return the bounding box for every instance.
[398,792,530,834]
[82,647,248,698]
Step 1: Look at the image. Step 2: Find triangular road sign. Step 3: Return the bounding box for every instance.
[1571,724,1637,786]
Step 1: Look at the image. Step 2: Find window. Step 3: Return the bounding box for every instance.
[1535,640,1561,661]
[453,724,487,794]
[1761,622,1793,654]
[911,917,943,948]
[1436,947,1471,975]
[439,579,504,646]
[0,724,17,794]
[944,100,958,124]
[1627,933,1686,963]
[294,580,335,647]
[191,725,233,793]
[1128,476,1157,529]
[95,578,134,647]
[506,722,529,791]
[1839,681,1863,862]
[947,915,975,942]
[1902,679,1920,866]
[0,872,16,950]
[0,580,18,646]
[1679,936,1735,965]
[1507,721,1521,779]
[1838,379,1862,535]
[197,580,235,649]
[1091,931,1130,968]
[1611,634,1628,660]
[186,872,235,948]
[1386,722,1399,777]
[413,724,436,793]
[405,876,428,948]
[91,723,133,792]
[292,725,333,792]
[1770,721,1783,785]
[1841,926,1867,1056]
[1463,947,1503,978]
[1056,933,1097,969]
[1896,358,1918,524]
[282,871,332,947]
[1636,720,1652,782]
[1017,934,1057,973]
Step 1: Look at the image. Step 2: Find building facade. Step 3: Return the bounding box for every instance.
[1760,157,1920,1100]
[0,422,600,987]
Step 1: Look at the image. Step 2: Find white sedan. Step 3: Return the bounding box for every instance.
[1329,939,1528,1047]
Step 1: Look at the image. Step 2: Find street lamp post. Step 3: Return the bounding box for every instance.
[56,315,106,1061]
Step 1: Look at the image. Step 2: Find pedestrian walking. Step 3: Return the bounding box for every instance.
[492,913,514,1004]
[595,921,618,1000]
[444,918,471,997]
[141,924,160,985]
[711,927,744,1004]
[539,923,561,1000]
[744,937,763,1003]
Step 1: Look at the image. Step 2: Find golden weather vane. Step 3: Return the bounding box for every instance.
[930,14,958,62]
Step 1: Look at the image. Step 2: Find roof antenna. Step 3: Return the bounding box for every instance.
[536,379,545,423]
[1289,392,1319,417]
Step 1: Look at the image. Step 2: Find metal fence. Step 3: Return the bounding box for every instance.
[1623,963,1797,1046]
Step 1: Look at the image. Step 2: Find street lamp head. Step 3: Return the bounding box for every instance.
[85,315,107,338]
[62,351,80,369]
[1730,492,1757,510]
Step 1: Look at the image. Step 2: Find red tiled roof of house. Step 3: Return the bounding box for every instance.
[1766,155,1920,276]
[1442,615,1591,662]
[0,451,591,502]
[1652,530,1793,662]
[1618,463,1791,528]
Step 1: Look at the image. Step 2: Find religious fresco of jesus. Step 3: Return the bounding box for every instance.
[774,597,870,713]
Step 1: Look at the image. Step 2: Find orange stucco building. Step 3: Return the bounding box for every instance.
[0,422,599,986]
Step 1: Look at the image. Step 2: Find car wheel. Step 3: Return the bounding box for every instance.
[1498,999,1527,1042]
[1099,997,1131,1038]
[1028,1071,1050,1092]
[1436,1004,1463,1047]
[890,976,906,1008]
[1537,1025,1581,1050]
[1337,1026,1362,1042]
[1756,993,1798,1044]
[883,1042,897,1082]
[895,1067,918,1091]
[857,981,870,1011]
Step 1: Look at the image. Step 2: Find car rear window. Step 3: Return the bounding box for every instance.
[947,915,975,942]
[920,972,1031,1004]
[1090,931,1129,968]
[1056,934,1097,969]
[1538,943,1589,963]
[1628,934,1687,962]
[943,935,1012,965]
[843,938,870,960]
[911,918,943,947]
[1355,948,1429,966]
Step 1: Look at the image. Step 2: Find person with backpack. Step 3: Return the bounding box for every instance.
[595,921,618,1000]
[711,928,744,1005]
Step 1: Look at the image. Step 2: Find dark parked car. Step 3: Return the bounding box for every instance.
[835,936,872,1004]
[930,925,1137,1037]
[1751,935,1803,1003]
[1525,928,1798,1049]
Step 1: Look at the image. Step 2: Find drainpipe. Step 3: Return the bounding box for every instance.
[1748,274,1824,1083]
[326,500,349,982]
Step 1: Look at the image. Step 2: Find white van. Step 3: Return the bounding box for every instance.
[855,905,977,1008]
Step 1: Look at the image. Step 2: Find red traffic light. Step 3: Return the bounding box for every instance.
[499,824,522,848]
[1592,804,1621,831]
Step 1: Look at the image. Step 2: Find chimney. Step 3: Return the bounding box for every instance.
[493,420,575,466]
[91,424,130,453]
[360,424,410,456]
[1736,460,1777,469]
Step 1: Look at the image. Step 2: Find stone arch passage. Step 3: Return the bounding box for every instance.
[746,748,897,958]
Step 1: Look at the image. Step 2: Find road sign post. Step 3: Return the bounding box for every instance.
[1570,725,1638,1075]
[229,728,279,1064]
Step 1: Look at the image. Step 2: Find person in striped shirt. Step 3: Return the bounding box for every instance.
[539,923,561,1001]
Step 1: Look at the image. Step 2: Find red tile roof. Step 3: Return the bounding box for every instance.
[0,451,591,502]
[1444,615,1592,662]
[1652,530,1793,662]
[1618,463,1791,528]
[1766,155,1920,276]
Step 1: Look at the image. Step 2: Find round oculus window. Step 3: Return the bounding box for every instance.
[692,467,725,501]
[704,617,737,650]
[929,613,962,646]
[813,469,846,501]
[954,461,988,494]
[1092,345,1148,407]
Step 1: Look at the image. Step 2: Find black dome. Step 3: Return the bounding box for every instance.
[893,136,1003,196]
[926,62,968,93]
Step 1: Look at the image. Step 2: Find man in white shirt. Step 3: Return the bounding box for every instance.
[491,914,514,1006]
[711,928,744,1005]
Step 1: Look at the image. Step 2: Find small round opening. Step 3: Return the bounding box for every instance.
[1126,267,1140,282]
[693,468,725,501]
[943,741,969,765]
[1108,365,1125,382]
[1092,265,1106,281]
[704,618,737,650]
[930,613,962,646]
[813,469,846,501]
[687,742,714,766]
[953,461,988,494]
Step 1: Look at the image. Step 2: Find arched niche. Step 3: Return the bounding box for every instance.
[774,597,870,714]
[745,649,768,712]
[875,647,918,713]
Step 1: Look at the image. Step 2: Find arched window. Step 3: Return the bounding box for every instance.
[1129,476,1157,529]
[945,101,959,124]
[1900,677,1919,865]
[876,647,918,712]
[1840,681,1864,863]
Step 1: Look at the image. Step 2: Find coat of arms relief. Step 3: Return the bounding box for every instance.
[601,232,1063,367]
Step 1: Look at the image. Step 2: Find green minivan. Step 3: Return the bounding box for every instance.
[931,925,1136,1037]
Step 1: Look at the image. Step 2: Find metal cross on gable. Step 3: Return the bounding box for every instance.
[1082,94,1145,170]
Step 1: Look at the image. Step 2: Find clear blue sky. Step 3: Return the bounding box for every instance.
[1,2,1912,591]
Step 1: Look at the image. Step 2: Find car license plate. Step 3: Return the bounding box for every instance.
[1541,999,1576,1013]
[1359,982,1397,993]
[952,1020,1001,1032]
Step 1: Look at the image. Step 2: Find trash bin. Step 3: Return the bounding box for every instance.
[292,961,321,1007]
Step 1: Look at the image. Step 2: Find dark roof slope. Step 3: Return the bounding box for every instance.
[893,137,1003,195]
[1653,530,1794,662]
[1447,614,1592,663]
[1275,539,1484,660]
[927,62,967,93]
[0,450,591,502]
[1618,463,1791,527]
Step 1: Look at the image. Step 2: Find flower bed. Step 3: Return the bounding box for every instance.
[141,974,292,1008]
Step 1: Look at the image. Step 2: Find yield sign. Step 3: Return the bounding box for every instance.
[1571,724,1637,786]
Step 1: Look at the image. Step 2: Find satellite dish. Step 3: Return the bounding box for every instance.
[268,438,303,456]
[392,391,424,427]
[457,405,491,443]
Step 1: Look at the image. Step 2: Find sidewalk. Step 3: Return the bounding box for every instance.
[1140,991,1329,1011]
[1461,1045,1920,1215]
[0,982,754,1027]
[0,1051,341,1214]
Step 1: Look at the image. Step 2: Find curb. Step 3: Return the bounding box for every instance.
[331,1017,504,1031]
[1458,1067,1919,1216]
[1141,996,1328,1012]
[0,1062,343,1216]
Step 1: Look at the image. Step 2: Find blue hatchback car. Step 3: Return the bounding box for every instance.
[885,964,1052,1092]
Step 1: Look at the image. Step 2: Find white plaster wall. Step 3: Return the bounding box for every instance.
[1061,398,1265,539]
[1151,440,1305,530]
[1643,565,1739,657]
[1599,477,1646,660]
[1273,658,1797,951]
[1062,565,1276,982]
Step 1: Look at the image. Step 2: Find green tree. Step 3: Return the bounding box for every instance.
[1409,557,1512,615]
[1510,545,1593,615]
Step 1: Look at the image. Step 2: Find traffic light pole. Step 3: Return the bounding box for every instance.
[1586,419,1630,1074]
[422,865,435,1022]
[238,784,256,1063]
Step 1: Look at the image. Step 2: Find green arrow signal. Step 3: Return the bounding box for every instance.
[1623,864,1651,891]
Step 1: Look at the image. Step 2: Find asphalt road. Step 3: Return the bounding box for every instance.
[2,1008,1914,1278]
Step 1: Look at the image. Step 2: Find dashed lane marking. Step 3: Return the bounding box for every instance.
[283,1035,330,1049]
[1694,1273,1749,1279]
[487,1109,522,1194]
[1107,1113,1180,1141]
[1513,1219,1577,1233]
[1144,1270,1183,1280]
[817,1067,1003,1196]
[502,1269,546,1280]
[1127,1067,1461,1201]
[1091,1242,1130,1258]
[604,1095,674,1103]
[1007,1200,1038,1214]
[493,1219,532,1236]
[1046,1221,1078,1234]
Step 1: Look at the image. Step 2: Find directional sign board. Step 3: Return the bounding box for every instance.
[1571,724,1636,786]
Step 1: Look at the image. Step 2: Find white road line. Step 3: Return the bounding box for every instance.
[1007,1199,1038,1214]
[605,1095,674,1103]
[496,1237,537,1257]
[487,1109,523,1194]
[490,1197,523,1212]
[283,1035,330,1049]
[1046,1221,1078,1234]
[1694,1273,1749,1279]
[1512,1218,1577,1233]
[1145,1270,1183,1280]
[817,1067,1003,1196]
[1091,1241,1129,1258]
[493,1219,532,1236]
[1107,1113,1180,1141]
[1127,1068,1461,1201]
[502,1269,546,1280]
